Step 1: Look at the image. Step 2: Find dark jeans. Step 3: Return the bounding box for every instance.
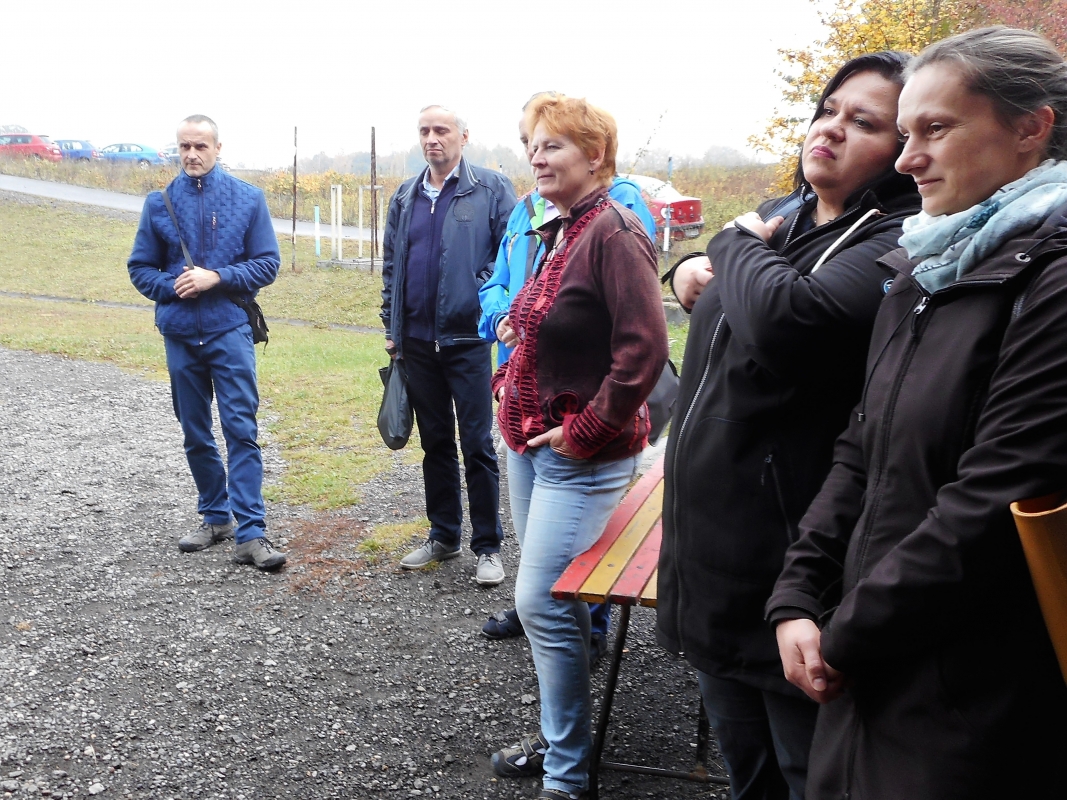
[590,603,610,638]
[697,671,818,800]
[164,325,266,544]
[401,337,502,555]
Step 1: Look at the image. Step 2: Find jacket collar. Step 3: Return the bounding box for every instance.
[529,186,610,247]
[175,164,220,192]
[881,213,1067,289]
[401,157,478,205]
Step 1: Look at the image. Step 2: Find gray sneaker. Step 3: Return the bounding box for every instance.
[179,520,235,553]
[476,552,505,586]
[234,537,287,570]
[399,538,461,569]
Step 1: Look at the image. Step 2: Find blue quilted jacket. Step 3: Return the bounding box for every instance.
[128,166,280,339]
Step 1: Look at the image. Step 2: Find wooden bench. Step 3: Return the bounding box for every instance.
[551,455,729,799]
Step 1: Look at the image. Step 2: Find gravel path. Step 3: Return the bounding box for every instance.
[0,346,725,799]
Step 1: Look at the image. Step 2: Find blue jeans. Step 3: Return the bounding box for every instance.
[402,338,502,555]
[697,671,818,800]
[508,446,638,796]
[164,325,266,544]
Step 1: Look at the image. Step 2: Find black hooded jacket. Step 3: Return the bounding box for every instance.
[765,207,1067,799]
[657,171,920,692]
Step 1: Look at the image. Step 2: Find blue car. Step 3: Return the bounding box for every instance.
[55,140,99,161]
[97,143,169,168]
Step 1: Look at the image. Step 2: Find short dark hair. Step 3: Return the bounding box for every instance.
[908,26,1067,160]
[794,51,912,190]
[180,114,219,143]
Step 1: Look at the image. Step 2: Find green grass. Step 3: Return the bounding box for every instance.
[0,296,394,508]
[0,198,688,513]
[356,518,432,563]
[0,203,385,328]
[0,204,151,305]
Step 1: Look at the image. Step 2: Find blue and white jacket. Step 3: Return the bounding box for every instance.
[128,166,280,339]
[478,176,657,364]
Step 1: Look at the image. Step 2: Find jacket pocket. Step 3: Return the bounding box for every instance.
[762,452,798,547]
[677,417,791,580]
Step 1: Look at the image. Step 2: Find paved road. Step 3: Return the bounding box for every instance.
[0,174,369,241]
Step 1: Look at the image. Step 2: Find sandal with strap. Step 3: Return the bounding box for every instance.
[491,731,548,777]
[482,607,525,640]
[538,789,587,799]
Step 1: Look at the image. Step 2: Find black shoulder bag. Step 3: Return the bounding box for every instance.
[159,188,270,345]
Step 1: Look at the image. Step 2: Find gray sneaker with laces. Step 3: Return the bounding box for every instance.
[399,538,462,569]
[234,537,287,570]
[476,552,505,586]
[179,520,234,553]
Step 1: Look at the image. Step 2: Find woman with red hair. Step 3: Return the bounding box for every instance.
[490,94,668,800]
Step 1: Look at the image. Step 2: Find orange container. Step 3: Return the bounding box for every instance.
[1011,493,1067,685]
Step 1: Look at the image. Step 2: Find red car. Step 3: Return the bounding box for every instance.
[0,133,63,162]
[626,174,704,240]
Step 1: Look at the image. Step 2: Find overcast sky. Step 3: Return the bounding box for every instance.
[5,0,831,169]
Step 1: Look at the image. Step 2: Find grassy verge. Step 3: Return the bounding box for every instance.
[0,202,385,328]
[0,296,397,508]
[0,198,688,514]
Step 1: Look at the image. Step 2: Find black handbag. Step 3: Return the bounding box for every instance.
[646,359,679,445]
[377,358,413,450]
[160,187,269,344]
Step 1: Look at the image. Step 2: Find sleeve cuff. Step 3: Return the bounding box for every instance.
[491,363,508,398]
[562,407,622,459]
[767,606,818,627]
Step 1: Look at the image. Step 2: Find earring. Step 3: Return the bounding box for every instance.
[588,168,595,174]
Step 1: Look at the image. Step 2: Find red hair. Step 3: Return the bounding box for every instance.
[524,94,617,185]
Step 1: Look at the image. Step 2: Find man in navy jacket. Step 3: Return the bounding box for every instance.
[381,105,516,585]
[128,114,285,571]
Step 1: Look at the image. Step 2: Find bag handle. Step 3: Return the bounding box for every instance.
[159,187,195,269]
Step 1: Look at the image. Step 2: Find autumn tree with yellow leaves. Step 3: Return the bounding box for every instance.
[753,0,1065,192]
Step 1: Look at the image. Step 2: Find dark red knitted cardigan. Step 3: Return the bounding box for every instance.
[492,188,668,461]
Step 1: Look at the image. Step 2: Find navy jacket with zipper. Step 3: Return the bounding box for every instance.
[380,158,516,355]
[657,171,920,693]
[128,166,279,339]
[766,208,1067,799]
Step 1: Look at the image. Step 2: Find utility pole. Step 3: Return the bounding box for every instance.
[370,127,378,271]
[291,126,298,272]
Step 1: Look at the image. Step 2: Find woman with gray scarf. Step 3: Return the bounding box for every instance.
[768,26,1067,799]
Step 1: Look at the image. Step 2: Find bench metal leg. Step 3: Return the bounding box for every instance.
[588,605,730,795]
[588,604,631,800]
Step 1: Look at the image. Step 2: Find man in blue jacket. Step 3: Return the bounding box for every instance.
[381,105,517,585]
[128,114,285,571]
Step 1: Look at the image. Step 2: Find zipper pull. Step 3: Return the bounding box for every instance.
[760,454,772,486]
[434,341,440,353]
[431,198,436,214]
[212,213,217,230]
[911,295,929,335]
[197,178,202,191]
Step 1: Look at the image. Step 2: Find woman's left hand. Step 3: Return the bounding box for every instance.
[725,212,785,242]
[496,315,519,349]
[776,618,847,704]
[527,426,580,459]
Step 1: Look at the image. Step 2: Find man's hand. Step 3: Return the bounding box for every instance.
[725,212,785,242]
[776,618,846,704]
[526,426,580,459]
[496,316,519,350]
[671,256,715,310]
[174,265,221,299]
[385,338,397,359]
